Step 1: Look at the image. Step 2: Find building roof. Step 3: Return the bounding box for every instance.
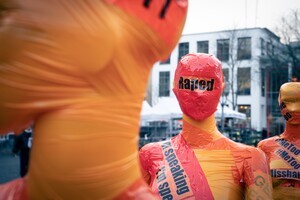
[182,27,280,41]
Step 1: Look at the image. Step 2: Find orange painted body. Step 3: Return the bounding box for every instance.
[0,0,187,199]
[258,82,300,200]
[140,115,273,200]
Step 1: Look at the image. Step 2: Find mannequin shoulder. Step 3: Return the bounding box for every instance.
[139,141,164,159]
[224,138,266,158]
[257,136,279,151]
[139,141,166,171]
[221,137,255,151]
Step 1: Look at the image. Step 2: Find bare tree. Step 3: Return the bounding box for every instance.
[228,29,241,110]
[219,28,245,110]
[275,9,300,79]
[258,10,300,136]
[276,9,300,43]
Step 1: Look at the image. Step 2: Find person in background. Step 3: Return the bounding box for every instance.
[139,53,273,200]
[258,82,300,200]
[262,128,268,140]
[12,126,33,177]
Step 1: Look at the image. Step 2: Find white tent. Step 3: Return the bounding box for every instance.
[141,101,153,116]
[141,98,182,122]
[215,104,246,120]
[141,97,246,122]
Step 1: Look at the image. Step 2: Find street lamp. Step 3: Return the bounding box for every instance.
[221,82,230,133]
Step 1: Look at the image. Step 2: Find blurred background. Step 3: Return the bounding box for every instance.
[139,0,300,147]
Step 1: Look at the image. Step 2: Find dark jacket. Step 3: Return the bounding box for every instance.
[12,130,32,177]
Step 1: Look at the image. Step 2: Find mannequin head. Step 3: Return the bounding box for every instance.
[278,82,300,124]
[173,53,224,120]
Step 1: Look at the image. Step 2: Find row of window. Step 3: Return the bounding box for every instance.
[163,37,252,64]
[158,37,273,97]
[161,37,275,65]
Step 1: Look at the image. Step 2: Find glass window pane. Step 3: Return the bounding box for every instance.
[260,38,265,56]
[237,37,251,60]
[261,68,265,97]
[159,71,170,97]
[217,39,229,61]
[237,68,251,95]
[178,42,189,61]
[222,68,229,83]
[197,41,209,53]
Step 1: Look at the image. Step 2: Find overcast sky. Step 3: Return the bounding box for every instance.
[183,0,300,35]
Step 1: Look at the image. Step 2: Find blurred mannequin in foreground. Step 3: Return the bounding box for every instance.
[139,53,272,199]
[258,82,300,200]
[0,0,188,199]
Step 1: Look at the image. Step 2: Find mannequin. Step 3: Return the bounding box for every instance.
[0,0,188,199]
[258,82,300,200]
[139,53,272,199]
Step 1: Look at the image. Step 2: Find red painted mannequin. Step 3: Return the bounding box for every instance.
[139,53,273,199]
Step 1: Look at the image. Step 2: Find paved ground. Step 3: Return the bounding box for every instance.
[0,142,20,184]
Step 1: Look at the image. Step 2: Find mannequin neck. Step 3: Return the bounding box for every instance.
[181,114,223,147]
[282,123,300,141]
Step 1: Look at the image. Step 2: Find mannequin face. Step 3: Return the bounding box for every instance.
[278,82,300,124]
[173,53,224,120]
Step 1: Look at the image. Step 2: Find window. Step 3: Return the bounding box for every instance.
[237,37,251,60]
[159,71,170,97]
[267,42,273,56]
[261,68,265,97]
[160,56,170,64]
[260,38,265,56]
[217,39,229,61]
[238,105,251,121]
[237,68,251,95]
[222,68,229,83]
[178,42,189,61]
[197,41,209,53]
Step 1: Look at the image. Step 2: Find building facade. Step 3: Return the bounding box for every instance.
[147,28,287,133]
